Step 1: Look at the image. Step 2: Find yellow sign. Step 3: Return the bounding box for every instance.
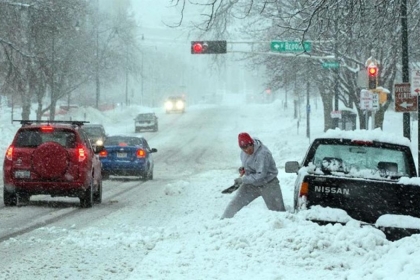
[370,89,387,105]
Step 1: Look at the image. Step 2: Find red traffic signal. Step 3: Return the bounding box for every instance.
[191,41,227,54]
[368,65,378,77]
[192,42,206,54]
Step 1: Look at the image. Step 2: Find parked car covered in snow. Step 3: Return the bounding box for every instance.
[285,129,420,241]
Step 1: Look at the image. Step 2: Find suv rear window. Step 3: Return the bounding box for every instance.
[105,136,143,146]
[136,114,155,120]
[15,129,77,148]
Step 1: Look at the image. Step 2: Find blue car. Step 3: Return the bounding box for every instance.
[99,135,157,180]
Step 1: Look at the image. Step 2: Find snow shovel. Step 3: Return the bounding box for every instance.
[221,183,240,194]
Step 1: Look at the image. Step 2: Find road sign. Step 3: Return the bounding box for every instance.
[270,41,311,53]
[330,110,341,119]
[371,88,388,105]
[412,69,420,96]
[360,89,372,110]
[372,92,379,110]
[322,61,340,69]
[395,83,417,112]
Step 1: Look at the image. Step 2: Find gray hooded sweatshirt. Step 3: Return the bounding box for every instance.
[240,138,278,186]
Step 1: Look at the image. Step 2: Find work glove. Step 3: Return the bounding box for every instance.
[238,167,245,176]
[234,177,243,185]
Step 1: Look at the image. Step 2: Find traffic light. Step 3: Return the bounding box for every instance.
[367,65,378,89]
[191,41,227,54]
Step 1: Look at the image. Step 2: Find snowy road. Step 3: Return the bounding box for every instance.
[0,105,241,237]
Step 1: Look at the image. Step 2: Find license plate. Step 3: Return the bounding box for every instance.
[117,153,127,158]
[14,170,31,178]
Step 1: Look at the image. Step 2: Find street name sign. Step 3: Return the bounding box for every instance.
[395,83,417,112]
[270,41,311,53]
[322,61,340,69]
[330,110,342,119]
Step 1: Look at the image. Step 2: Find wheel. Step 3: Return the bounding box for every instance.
[102,172,110,180]
[93,181,102,204]
[80,180,93,208]
[140,169,151,181]
[148,169,154,180]
[4,188,17,206]
[18,193,31,204]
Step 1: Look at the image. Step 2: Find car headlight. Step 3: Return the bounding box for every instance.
[175,101,185,109]
[96,139,103,146]
[165,102,174,110]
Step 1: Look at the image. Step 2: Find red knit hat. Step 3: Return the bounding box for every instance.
[238,132,253,147]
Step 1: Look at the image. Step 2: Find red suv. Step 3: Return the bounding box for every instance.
[3,120,103,208]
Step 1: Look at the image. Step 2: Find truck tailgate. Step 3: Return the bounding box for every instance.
[305,175,420,224]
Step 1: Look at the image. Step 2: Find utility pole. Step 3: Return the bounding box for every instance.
[306,80,310,140]
[95,0,100,109]
[125,46,129,106]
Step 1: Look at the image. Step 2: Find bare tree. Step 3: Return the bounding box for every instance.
[169,0,420,131]
[0,0,143,120]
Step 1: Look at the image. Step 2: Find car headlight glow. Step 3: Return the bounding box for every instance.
[165,102,174,110]
[175,101,185,109]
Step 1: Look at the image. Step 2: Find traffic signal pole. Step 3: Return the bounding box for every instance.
[401,0,411,141]
[401,0,419,176]
[333,19,339,129]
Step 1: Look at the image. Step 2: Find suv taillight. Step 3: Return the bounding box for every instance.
[99,150,108,157]
[136,149,145,158]
[6,146,13,160]
[41,126,54,132]
[78,145,86,162]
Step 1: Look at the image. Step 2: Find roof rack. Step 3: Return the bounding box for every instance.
[13,120,90,127]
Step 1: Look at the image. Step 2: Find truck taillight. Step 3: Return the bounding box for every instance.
[136,149,145,158]
[99,150,108,157]
[6,146,13,160]
[299,182,309,196]
[78,145,86,162]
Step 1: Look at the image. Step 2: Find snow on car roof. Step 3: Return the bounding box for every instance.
[321,128,411,147]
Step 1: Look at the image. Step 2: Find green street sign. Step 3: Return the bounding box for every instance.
[270,41,311,52]
[322,61,340,69]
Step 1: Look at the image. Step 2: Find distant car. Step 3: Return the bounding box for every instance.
[165,96,185,113]
[3,120,104,208]
[82,124,107,147]
[99,135,157,180]
[134,113,158,132]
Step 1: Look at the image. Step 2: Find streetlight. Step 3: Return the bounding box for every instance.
[140,35,157,107]
[125,45,129,106]
[141,51,144,106]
